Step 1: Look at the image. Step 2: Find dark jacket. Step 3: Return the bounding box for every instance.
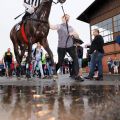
[4,52,13,63]
[89,35,104,54]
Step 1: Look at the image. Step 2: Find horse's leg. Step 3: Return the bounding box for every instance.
[10,28,21,78]
[42,39,56,75]
[12,43,22,78]
[26,38,32,78]
[42,39,54,65]
[14,43,21,65]
[18,45,27,77]
[20,45,26,63]
[11,31,21,65]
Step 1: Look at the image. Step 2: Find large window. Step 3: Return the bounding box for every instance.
[91,18,113,43]
[114,14,120,32]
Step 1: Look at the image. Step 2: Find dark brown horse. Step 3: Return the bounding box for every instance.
[10,0,66,76]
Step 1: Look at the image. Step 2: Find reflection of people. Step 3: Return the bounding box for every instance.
[85,29,104,80]
[50,14,84,81]
[22,0,41,21]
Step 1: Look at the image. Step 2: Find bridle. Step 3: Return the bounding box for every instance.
[27,0,64,23]
[52,0,66,4]
[52,1,59,4]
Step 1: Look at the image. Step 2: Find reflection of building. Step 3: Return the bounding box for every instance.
[77,0,120,73]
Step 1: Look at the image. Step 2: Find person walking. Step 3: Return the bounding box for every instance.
[85,29,104,80]
[33,42,45,79]
[3,48,13,78]
[50,14,84,81]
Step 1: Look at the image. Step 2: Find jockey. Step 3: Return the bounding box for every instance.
[22,0,41,21]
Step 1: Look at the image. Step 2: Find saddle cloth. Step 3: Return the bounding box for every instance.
[21,23,29,44]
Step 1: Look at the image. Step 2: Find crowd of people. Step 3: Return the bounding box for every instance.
[1,0,119,80]
[0,41,84,80]
[0,43,53,79]
[0,27,119,80]
[2,11,120,81]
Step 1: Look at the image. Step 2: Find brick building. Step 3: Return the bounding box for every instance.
[77,0,120,73]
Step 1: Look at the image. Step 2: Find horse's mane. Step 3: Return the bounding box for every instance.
[32,0,52,19]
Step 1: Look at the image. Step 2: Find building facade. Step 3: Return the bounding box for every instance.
[77,0,120,73]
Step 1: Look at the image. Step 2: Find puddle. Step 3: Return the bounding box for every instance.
[0,84,119,120]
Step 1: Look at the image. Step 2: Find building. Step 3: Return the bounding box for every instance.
[77,0,120,73]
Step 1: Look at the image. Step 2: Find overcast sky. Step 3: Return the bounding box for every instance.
[0,0,94,60]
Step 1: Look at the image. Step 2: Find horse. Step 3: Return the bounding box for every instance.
[10,0,66,77]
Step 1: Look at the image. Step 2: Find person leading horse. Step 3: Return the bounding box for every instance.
[10,0,66,78]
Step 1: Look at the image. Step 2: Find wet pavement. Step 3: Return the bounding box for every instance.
[0,74,119,120]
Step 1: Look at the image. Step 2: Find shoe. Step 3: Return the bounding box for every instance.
[84,76,93,80]
[75,76,84,82]
[70,75,75,79]
[41,76,46,79]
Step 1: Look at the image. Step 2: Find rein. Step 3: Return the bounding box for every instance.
[14,12,25,20]
[27,18,48,23]
[52,1,59,4]
[61,5,71,57]
[61,5,70,48]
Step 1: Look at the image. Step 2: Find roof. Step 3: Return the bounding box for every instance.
[77,0,109,23]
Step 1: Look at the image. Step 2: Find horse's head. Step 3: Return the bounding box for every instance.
[58,0,66,4]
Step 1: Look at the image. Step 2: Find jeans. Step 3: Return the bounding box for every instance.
[5,62,11,69]
[34,60,44,77]
[47,63,53,75]
[89,51,104,77]
[56,46,79,76]
[78,58,82,68]
[108,63,112,73]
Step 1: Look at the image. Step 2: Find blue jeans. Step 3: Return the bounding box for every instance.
[89,52,104,77]
[46,62,53,75]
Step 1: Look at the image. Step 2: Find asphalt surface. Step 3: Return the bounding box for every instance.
[0,74,119,86]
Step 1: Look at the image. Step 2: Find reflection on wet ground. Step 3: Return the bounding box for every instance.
[0,83,120,120]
